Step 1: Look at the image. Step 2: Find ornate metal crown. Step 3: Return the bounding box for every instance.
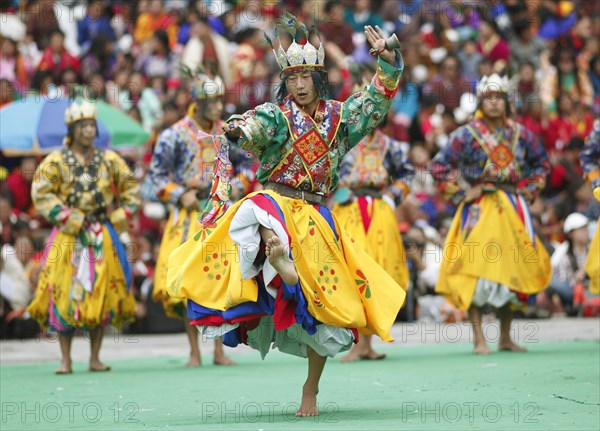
[265,12,325,73]
[477,74,509,97]
[65,101,97,125]
[181,63,225,100]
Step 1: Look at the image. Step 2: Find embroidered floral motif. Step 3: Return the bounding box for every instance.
[294,129,329,166]
[355,269,371,299]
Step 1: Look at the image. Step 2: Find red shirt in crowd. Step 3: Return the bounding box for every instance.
[6,170,32,214]
[38,48,81,78]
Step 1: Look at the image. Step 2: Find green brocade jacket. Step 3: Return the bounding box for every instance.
[226,54,404,194]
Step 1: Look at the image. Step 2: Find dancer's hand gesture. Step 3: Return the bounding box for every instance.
[364,25,395,64]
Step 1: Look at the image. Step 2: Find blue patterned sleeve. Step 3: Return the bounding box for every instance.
[386,139,415,203]
[520,127,550,193]
[430,128,468,204]
[148,128,185,206]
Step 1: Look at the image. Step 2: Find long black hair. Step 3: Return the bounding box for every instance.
[275,69,330,103]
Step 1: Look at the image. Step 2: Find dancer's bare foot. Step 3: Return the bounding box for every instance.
[213,354,236,366]
[296,384,319,417]
[55,360,73,375]
[88,360,111,372]
[360,350,386,360]
[185,357,201,367]
[498,340,528,352]
[473,342,492,355]
[340,351,362,363]
[266,236,299,285]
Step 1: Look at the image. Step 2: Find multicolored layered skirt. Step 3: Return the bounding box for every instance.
[167,190,405,358]
[333,196,408,289]
[153,208,203,319]
[27,224,136,333]
[436,191,551,310]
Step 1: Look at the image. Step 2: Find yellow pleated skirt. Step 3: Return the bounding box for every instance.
[585,219,599,294]
[167,190,406,341]
[436,191,551,310]
[27,225,136,332]
[332,197,408,290]
[153,208,203,319]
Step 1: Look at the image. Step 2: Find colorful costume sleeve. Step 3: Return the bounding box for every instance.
[230,102,290,160]
[31,151,85,236]
[430,129,468,205]
[105,150,141,234]
[519,127,551,198]
[149,128,186,206]
[580,120,600,190]
[386,139,414,203]
[343,55,404,148]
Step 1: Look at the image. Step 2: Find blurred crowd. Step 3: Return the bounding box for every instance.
[1,0,599,338]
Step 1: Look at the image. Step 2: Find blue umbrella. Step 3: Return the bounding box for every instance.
[0,97,149,155]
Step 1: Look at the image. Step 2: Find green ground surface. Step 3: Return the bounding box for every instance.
[1,341,599,430]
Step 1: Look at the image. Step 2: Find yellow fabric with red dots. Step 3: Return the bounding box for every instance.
[166,190,405,342]
[333,198,408,291]
[153,208,204,319]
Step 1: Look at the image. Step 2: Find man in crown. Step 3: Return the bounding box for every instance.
[167,16,406,416]
[149,71,255,367]
[431,74,551,354]
[27,101,141,374]
[579,119,599,294]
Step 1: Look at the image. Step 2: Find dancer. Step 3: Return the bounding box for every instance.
[333,121,414,362]
[579,119,599,293]
[167,16,405,416]
[27,101,140,373]
[149,70,254,366]
[431,74,551,354]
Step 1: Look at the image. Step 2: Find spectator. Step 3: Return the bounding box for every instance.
[423,55,467,111]
[509,19,548,72]
[544,93,593,153]
[135,30,179,80]
[344,0,384,34]
[510,61,539,112]
[230,28,263,80]
[0,36,28,93]
[134,0,178,49]
[519,99,546,139]
[5,157,36,215]
[403,224,442,294]
[549,212,591,314]
[550,48,594,109]
[80,35,115,82]
[391,68,420,141]
[77,0,116,54]
[477,19,510,74]
[545,137,587,213]
[175,4,200,46]
[1,241,35,338]
[25,0,60,51]
[84,72,107,101]
[0,196,16,245]
[29,69,53,95]
[37,29,80,81]
[121,72,163,132]
[457,39,483,84]
[319,0,355,55]
[181,18,232,85]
